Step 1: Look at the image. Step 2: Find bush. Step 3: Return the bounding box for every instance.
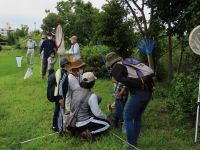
[1,45,15,51]
[166,73,198,124]
[81,45,110,78]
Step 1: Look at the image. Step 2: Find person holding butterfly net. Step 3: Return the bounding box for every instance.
[65,35,81,60]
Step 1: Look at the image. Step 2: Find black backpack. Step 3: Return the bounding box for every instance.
[47,71,58,102]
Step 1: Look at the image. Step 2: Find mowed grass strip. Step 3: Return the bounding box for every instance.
[0,50,200,150]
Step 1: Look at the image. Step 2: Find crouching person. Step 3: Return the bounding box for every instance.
[70,72,110,139]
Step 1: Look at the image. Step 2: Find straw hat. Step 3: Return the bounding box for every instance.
[69,35,77,41]
[105,52,122,67]
[82,72,97,83]
[70,59,86,69]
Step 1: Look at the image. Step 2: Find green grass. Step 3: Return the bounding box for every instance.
[0,50,200,150]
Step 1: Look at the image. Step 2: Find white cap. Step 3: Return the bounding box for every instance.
[82,72,97,83]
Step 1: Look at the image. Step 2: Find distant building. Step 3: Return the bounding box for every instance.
[0,28,15,36]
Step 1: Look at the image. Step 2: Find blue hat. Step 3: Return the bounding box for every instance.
[60,58,69,66]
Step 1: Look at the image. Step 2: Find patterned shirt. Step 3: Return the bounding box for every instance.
[114,82,129,103]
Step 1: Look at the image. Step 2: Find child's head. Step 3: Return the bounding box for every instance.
[111,76,117,84]
[80,72,97,90]
[50,51,55,57]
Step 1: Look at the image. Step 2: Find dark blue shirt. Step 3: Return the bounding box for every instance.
[41,39,57,58]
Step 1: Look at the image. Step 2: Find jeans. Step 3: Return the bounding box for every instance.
[124,90,152,146]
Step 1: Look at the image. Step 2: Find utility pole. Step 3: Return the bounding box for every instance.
[34,22,36,31]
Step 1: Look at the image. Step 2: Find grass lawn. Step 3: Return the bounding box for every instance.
[0,49,200,150]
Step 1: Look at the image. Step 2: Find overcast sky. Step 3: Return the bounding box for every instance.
[0,0,106,31]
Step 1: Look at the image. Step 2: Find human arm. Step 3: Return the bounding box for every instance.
[88,94,107,120]
[115,87,126,99]
[52,58,56,64]
[111,63,143,89]
[65,43,80,54]
[53,41,57,51]
[58,72,67,106]
[40,41,45,53]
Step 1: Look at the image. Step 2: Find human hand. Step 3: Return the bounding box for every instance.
[59,99,64,106]
[115,95,121,99]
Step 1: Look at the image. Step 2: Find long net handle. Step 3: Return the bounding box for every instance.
[195,77,200,142]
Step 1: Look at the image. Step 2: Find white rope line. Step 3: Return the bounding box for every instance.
[19,132,58,144]
[111,131,140,150]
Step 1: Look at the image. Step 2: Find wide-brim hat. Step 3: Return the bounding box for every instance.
[70,59,86,69]
[105,52,122,67]
[69,35,77,41]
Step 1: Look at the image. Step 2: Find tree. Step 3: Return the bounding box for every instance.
[96,0,135,58]
[151,0,189,80]
[41,13,64,33]
[56,0,99,45]
[14,25,29,38]
[122,0,156,69]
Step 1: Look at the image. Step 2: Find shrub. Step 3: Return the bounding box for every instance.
[166,73,198,124]
[81,45,110,78]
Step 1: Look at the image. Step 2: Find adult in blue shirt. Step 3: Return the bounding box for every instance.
[40,33,57,79]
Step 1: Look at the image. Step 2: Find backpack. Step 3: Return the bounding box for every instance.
[121,58,155,91]
[121,58,154,79]
[47,72,58,102]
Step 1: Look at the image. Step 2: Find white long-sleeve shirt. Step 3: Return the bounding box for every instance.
[76,93,107,127]
[88,94,107,119]
[65,74,80,111]
[65,43,81,59]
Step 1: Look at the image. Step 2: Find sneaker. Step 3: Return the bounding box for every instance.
[80,129,91,140]
[122,122,126,134]
[52,127,59,132]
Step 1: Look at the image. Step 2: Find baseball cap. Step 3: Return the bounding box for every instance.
[82,72,97,83]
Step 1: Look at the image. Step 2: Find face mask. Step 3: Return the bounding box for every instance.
[79,69,84,75]
[29,38,32,41]
[47,36,52,40]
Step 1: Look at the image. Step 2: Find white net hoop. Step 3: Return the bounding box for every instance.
[189,25,200,56]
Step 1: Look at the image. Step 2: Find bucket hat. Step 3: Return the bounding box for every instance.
[105,52,122,67]
[69,35,77,41]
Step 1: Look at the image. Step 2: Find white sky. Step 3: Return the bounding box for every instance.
[0,0,106,31]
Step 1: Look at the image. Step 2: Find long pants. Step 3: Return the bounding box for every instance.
[113,99,125,123]
[26,49,34,65]
[53,101,60,130]
[77,118,110,135]
[42,58,48,77]
[124,90,152,146]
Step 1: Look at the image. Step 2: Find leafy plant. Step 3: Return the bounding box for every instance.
[81,45,110,78]
[166,73,198,123]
